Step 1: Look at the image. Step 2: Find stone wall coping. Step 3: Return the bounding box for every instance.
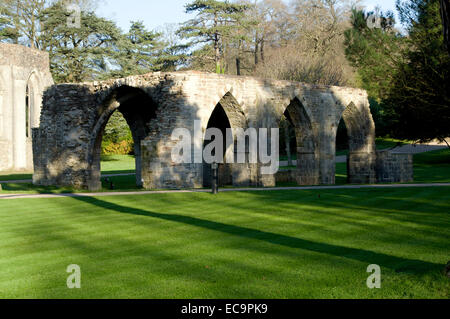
[51,71,367,94]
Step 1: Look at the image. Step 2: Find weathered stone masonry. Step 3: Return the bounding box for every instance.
[32,70,412,190]
[0,43,53,171]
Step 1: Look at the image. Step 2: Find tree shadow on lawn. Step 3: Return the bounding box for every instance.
[10,219,265,298]
[0,183,77,194]
[73,196,445,275]
[238,188,450,229]
[209,189,450,255]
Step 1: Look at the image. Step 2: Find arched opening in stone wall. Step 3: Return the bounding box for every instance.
[26,73,41,135]
[25,73,41,169]
[25,85,30,138]
[336,102,376,184]
[89,86,158,191]
[203,92,248,187]
[279,113,296,168]
[335,117,349,184]
[283,98,319,185]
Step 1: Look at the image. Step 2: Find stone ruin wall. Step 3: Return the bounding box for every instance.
[32,71,413,190]
[0,43,54,171]
[376,150,414,183]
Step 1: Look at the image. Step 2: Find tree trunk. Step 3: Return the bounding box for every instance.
[236,58,241,76]
[214,12,221,73]
[260,37,265,63]
[440,0,450,54]
[236,39,241,75]
[254,34,259,66]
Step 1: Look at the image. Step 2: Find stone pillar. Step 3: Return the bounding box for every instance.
[135,138,143,187]
[347,151,376,184]
[375,151,413,183]
[295,151,320,185]
[232,144,252,187]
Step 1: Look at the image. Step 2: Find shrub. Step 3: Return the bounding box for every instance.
[101,139,134,155]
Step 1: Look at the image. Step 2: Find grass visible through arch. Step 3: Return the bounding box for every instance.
[1,149,449,193]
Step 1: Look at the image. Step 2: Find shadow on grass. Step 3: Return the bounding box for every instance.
[0,175,140,194]
[0,183,77,194]
[74,196,444,275]
[0,173,33,182]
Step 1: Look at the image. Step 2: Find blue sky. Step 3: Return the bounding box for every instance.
[97,0,399,32]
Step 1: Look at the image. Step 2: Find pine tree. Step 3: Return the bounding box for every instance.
[386,0,450,146]
[0,4,18,42]
[441,0,450,53]
[344,8,402,101]
[39,1,122,83]
[177,0,251,73]
[112,21,164,77]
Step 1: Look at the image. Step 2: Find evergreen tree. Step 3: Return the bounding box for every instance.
[386,0,450,146]
[441,0,449,53]
[0,0,47,49]
[156,41,189,72]
[112,21,164,77]
[177,0,251,73]
[0,4,18,42]
[344,8,401,101]
[39,1,122,83]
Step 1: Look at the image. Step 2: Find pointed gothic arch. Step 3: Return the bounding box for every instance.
[282,97,319,185]
[88,86,158,190]
[340,102,376,184]
[203,92,252,187]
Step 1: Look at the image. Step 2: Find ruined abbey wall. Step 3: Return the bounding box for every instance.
[0,43,54,171]
[33,71,382,190]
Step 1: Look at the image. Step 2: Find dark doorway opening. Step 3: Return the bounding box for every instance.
[203,103,233,187]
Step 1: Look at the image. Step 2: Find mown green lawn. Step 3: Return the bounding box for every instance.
[413,149,450,183]
[99,155,135,175]
[0,187,448,299]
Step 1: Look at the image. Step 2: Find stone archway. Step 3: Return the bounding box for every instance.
[203,92,250,187]
[26,73,40,139]
[283,97,319,185]
[25,72,42,169]
[33,71,392,190]
[340,102,376,184]
[88,86,158,190]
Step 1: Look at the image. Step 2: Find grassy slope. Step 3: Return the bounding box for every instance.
[0,187,448,299]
